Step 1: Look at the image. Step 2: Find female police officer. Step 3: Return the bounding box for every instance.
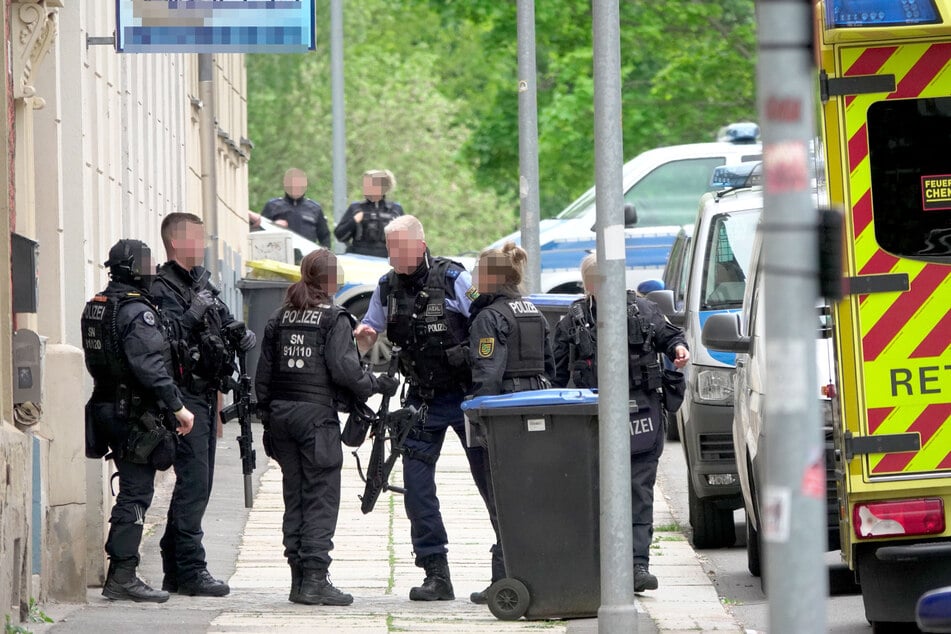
[255,249,398,606]
[467,241,555,603]
[553,252,689,593]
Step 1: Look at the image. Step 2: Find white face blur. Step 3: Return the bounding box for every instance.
[169,221,207,270]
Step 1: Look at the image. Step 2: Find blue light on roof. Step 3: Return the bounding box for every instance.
[826,0,940,28]
[710,162,763,189]
[717,122,761,144]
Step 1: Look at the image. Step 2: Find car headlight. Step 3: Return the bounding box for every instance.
[696,368,734,404]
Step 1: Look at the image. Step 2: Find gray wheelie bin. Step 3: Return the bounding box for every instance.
[461,388,602,621]
[236,278,291,383]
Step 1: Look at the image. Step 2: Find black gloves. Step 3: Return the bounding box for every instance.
[183,289,215,329]
[238,327,256,351]
[376,374,400,398]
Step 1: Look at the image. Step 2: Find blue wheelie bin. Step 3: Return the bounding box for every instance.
[461,388,603,621]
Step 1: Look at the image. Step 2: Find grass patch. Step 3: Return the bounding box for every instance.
[654,522,681,532]
[720,596,741,606]
[386,613,408,632]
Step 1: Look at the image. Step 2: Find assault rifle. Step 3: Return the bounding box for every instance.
[354,346,421,514]
[219,323,256,508]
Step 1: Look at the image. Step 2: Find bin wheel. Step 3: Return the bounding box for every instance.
[487,578,530,621]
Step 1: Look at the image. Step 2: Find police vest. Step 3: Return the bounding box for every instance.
[486,296,546,382]
[382,258,470,392]
[568,292,661,392]
[352,201,400,255]
[81,288,171,401]
[267,303,339,405]
[154,267,230,384]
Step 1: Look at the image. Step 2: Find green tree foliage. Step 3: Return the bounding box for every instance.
[247,0,756,254]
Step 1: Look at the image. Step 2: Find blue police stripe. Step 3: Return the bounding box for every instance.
[697,309,741,365]
[539,233,676,272]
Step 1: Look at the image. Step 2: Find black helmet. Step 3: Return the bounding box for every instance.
[104,239,155,288]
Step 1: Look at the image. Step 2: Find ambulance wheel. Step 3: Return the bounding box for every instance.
[487,578,530,621]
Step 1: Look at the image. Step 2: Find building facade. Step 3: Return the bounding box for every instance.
[1,1,250,622]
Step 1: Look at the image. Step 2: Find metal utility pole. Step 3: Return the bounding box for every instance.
[198,53,220,283]
[756,2,827,632]
[592,0,636,631]
[516,0,541,293]
[330,0,347,253]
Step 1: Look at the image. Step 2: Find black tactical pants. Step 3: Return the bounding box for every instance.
[160,389,217,583]
[630,391,666,566]
[268,400,343,572]
[401,390,498,563]
[105,455,157,565]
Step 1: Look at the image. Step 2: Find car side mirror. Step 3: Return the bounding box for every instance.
[624,203,638,227]
[646,290,684,327]
[701,312,750,354]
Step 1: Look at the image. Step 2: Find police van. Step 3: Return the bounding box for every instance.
[488,127,762,293]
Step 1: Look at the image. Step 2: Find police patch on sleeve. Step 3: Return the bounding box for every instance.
[478,337,495,358]
[142,311,156,326]
[465,285,480,301]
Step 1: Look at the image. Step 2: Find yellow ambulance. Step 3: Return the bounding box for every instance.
[817,0,951,628]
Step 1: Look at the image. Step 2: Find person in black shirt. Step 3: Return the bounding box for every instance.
[333,169,404,258]
[261,168,331,247]
[553,253,689,593]
[151,212,256,597]
[466,241,554,604]
[82,239,195,603]
[255,248,398,606]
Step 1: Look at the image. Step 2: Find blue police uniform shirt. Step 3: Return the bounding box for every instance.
[362,266,474,332]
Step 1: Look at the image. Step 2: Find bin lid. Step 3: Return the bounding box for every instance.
[462,388,598,412]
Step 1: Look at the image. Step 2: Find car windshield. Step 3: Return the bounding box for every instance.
[700,208,760,310]
[556,156,727,227]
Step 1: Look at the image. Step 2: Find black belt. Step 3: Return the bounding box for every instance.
[501,375,550,393]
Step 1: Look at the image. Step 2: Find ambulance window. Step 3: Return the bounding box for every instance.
[624,157,726,228]
[867,97,951,261]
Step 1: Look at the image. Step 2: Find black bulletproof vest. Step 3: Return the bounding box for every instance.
[81,288,172,400]
[569,292,661,391]
[383,258,469,391]
[267,303,338,405]
[353,201,400,253]
[487,296,546,379]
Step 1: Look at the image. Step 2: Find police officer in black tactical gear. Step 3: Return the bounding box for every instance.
[354,215,493,602]
[553,253,690,594]
[333,169,404,258]
[151,212,257,597]
[255,248,399,606]
[466,241,555,604]
[261,167,332,247]
[82,239,195,604]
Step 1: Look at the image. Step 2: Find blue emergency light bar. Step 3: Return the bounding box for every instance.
[826,0,940,27]
[710,162,762,190]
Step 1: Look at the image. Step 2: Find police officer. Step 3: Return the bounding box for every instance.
[261,167,332,247]
[353,215,491,601]
[82,239,195,603]
[466,241,554,604]
[151,212,256,597]
[333,169,404,258]
[552,253,689,593]
[255,248,399,606]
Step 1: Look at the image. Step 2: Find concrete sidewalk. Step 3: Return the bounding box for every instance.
[32,419,741,633]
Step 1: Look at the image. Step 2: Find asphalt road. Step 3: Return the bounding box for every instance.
[656,436,874,633]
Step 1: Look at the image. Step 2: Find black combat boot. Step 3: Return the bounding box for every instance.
[288,562,303,603]
[633,564,658,592]
[410,553,454,601]
[295,571,353,606]
[102,560,170,603]
[177,569,231,597]
[470,544,505,605]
